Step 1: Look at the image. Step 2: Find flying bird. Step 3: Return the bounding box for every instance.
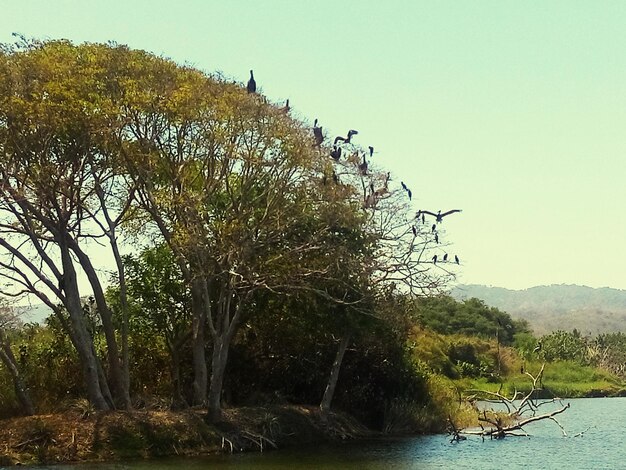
[247,70,256,93]
[334,129,359,144]
[419,209,463,223]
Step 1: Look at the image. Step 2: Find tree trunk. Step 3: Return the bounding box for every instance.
[207,335,229,423]
[60,243,110,410]
[0,330,35,416]
[320,333,351,415]
[70,243,130,408]
[190,279,208,406]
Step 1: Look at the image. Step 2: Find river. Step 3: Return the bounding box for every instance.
[25,397,625,470]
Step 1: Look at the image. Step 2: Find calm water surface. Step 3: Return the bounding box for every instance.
[26,397,626,470]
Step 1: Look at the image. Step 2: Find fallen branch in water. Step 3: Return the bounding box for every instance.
[451,364,571,440]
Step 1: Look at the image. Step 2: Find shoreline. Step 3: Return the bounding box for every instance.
[0,405,376,467]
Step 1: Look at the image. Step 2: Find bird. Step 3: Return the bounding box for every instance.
[313,119,324,147]
[330,145,342,160]
[431,224,436,233]
[247,70,256,93]
[443,253,448,262]
[454,255,460,264]
[401,181,408,191]
[334,129,359,144]
[432,255,437,264]
[419,209,463,223]
[407,188,412,200]
[434,233,439,244]
[368,146,374,157]
[280,99,290,113]
[358,154,368,175]
[412,226,417,236]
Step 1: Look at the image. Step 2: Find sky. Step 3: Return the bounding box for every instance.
[3,1,626,291]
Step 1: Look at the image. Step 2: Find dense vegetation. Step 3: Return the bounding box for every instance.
[0,37,458,430]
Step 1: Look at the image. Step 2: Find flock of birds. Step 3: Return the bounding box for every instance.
[246,70,462,266]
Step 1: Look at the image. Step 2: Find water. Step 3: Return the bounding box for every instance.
[26,397,626,470]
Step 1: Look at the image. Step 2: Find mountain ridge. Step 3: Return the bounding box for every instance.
[450,283,626,335]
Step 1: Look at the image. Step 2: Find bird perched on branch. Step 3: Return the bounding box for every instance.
[432,255,437,264]
[358,154,368,175]
[443,253,448,262]
[330,145,342,160]
[400,181,412,200]
[368,146,374,157]
[313,119,324,147]
[280,99,290,113]
[455,255,460,264]
[420,209,462,223]
[247,70,256,93]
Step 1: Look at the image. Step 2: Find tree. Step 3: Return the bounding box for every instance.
[0,38,138,409]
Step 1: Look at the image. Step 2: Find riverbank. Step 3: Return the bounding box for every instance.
[0,405,374,466]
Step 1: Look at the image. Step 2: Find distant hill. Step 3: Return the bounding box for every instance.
[450,284,626,336]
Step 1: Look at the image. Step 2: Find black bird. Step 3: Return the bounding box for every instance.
[420,209,463,223]
[401,181,408,191]
[412,225,417,236]
[431,224,436,233]
[422,214,425,224]
[330,145,342,160]
[280,99,290,113]
[368,146,374,157]
[313,119,324,147]
[407,188,412,200]
[443,253,448,262]
[334,129,359,144]
[454,255,460,264]
[247,70,256,93]
[434,233,439,244]
[432,255,437,264]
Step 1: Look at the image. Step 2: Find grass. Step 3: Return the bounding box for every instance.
[455,360,626,399]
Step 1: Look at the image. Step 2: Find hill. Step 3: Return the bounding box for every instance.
[450,284,626,336]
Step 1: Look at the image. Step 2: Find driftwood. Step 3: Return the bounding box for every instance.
[450,364,570,440]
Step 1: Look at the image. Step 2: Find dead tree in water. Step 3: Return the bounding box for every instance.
[451,364,570,440]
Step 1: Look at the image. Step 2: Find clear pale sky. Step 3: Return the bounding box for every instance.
[3,1,626,290]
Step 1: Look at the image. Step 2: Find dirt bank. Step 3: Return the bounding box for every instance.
[0,405,373,466]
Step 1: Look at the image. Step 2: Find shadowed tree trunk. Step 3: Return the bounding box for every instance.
[0,329,35,416]
[320,332,351,415]
[190,279,208,406]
